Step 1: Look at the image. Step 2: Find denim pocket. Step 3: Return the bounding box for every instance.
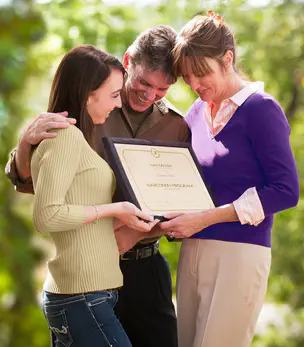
[44,309,73,347]
[85,290,116,307]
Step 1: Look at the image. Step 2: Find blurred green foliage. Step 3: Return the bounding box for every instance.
[0,0,303,346]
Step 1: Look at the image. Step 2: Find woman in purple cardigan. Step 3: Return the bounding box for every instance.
[160,11,299,347]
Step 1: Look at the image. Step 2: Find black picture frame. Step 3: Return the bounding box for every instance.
[103,137,217,222]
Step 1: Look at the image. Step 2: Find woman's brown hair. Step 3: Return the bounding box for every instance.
[172,14,237,78]
[48,44,126,148]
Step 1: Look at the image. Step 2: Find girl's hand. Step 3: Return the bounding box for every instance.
[116,202,157,232]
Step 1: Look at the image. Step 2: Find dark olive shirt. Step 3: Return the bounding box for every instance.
[95,99,189,160]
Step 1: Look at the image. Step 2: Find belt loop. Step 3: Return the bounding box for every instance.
[136,248,140,260]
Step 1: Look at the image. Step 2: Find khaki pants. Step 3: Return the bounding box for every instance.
[176,239,271,347]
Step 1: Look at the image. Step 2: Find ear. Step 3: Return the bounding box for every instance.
[223,50,234,69]
[123,51,130,70]
[86,94,93,108]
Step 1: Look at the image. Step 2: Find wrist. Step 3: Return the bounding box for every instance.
[15,138,32,180]
[206,204,238,226]
[199,208,217,228]
[102,202,124,219]
[92,205,99,221]
[112,202,124,218]
[17,131,32,152]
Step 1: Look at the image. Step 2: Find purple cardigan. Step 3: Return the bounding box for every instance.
[186,92,299,247]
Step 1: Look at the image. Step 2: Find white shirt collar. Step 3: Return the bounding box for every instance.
[230,81,264,106]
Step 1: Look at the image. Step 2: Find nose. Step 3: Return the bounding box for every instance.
[143,88,156,102]
[188,76,200,92]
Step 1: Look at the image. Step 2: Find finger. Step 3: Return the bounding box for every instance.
[151,219,160,226]
[134,208,154,222]
[163,212,184,219]
[40,132,57,139]
[66,118,77,124]
[146,219,159,229]
[50,115,76,124]
[166,230,185,239]
[132,220,153,232]
[159,219,175,230]
[43,121,70,131]
[52,115,76,124]
[57,111,69,117]
[39,112,61,119]
[39,113,74,125]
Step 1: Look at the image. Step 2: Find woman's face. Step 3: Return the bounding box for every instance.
[181,55,232,103]
[87,68,124,124]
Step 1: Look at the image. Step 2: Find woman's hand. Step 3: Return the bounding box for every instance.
[160,204,238,239]
[159,210,213,239]
[115,202,157,232]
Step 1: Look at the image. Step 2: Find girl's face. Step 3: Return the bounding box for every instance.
[87,68,124,124]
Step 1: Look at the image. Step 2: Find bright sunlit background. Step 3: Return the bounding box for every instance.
[0,0,303,346]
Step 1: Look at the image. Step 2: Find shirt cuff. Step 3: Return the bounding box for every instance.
[5,149,31,182]
[233,187,265,226]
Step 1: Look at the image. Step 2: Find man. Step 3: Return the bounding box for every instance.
[6,25,190,347]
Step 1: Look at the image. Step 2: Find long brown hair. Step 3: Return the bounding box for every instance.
[48,45,126,148]
[172,14,237,78]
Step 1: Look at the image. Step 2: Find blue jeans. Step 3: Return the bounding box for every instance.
[42,290,132,347]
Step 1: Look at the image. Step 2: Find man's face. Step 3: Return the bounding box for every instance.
[124,63,172,112]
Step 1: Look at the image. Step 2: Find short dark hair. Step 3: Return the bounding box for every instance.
[172,15,237,78]
[128,25,177,83]
[48,44,125,148]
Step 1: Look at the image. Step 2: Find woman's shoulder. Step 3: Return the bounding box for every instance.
[186,98,206,123]
[55,124,84,138]
[47,124,84,143]
[242,91,289,131]
[36,125,85,155]
[244,91,283,112]
[191,97,206,111]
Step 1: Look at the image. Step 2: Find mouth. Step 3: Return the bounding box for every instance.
[135,92,151,105]
[197,88,208,95]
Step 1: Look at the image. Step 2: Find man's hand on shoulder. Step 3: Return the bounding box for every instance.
[14,111,76,182]
[21,111,76,146]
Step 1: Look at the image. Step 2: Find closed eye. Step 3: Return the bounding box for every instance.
[140,79,150,86]
[159,88,169,92]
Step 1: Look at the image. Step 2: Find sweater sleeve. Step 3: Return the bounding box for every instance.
[32,126,86,233]
[5,149,34,194]
[246,95,299,216]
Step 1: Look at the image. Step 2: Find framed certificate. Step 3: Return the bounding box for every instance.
[103,137,216,221]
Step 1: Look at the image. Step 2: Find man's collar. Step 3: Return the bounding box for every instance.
[119,95,182,117]
[155,98,183,116]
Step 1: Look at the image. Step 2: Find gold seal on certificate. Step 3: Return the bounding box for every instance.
[103,138,216,220]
